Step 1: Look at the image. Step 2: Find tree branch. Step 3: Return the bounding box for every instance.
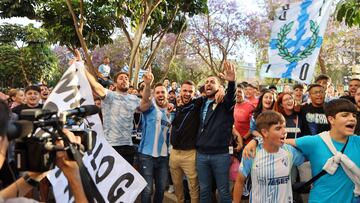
[65,0,96,76]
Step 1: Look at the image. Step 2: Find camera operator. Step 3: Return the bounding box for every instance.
[0,100,88,203]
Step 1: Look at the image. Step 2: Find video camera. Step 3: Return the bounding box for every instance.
[7,105,99,172]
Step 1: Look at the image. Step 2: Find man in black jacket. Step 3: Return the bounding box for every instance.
[170,80,202,203]
[196,61,236,203]
[170,80,224,203]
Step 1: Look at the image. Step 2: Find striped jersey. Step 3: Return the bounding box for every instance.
[138,100,173,157]
[239,144,305,203]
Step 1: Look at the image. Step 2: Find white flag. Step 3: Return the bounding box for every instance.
[260,0,333,84]
[45,62,146,203]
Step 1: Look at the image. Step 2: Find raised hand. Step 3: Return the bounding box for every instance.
[219,61,236,82]
[143,72,154,86]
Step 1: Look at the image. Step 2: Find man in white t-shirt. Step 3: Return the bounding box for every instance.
[98,56,112,87]
[233,111,305,203]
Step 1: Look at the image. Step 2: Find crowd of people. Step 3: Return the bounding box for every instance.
[0,57,359,203]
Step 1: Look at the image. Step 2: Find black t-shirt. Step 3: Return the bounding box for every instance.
[12,104,43,120]
[170,97,204,150]
[299,103,330,136]
[284,113,302,139]
[355,111,360,135]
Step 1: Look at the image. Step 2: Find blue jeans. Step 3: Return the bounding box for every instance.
[139,153,168,203]
[196,152,231,203]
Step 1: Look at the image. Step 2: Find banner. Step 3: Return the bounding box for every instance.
[46,62,146,202]
[260,0,333,84]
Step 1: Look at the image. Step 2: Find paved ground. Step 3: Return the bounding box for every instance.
[135,191,177,203]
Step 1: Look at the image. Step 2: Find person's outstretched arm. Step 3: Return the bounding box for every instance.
[233,172,246,203]
[138,72,154,112]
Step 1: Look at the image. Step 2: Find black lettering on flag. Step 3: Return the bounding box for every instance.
[55,168,62,178]
[55,71,80,103]
[64,184,74,203]
[279,4,290,21]
[107,172,135,203]
[300,63,309,81]
[95,156,114,184]
[90,143,103,170]
[266,64,271,73]
[319,0,326,16]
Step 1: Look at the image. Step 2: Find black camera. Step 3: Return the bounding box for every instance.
[8,105,99,172]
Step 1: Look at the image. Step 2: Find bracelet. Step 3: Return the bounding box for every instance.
[23,174,40,187]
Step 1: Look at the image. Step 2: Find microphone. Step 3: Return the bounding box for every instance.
[59,105,99,123]
[62,105,100,118]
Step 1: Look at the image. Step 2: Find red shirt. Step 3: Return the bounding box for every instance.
[247,97,259,108]
[233,102,254,144]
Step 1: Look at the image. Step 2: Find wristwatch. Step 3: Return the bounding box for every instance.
[23,174,40,187]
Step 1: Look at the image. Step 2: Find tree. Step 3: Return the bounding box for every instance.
[336,0,360,27]
[0,23,60,87]
[184,0,259,76]
[0,0,117,74]
[116,0,208,86]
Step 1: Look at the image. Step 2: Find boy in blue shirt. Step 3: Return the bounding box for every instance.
[290,98,360,202]
[233,111,305,203]
[245,99,360,202]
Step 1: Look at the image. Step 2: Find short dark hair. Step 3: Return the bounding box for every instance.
[181,80,195,86]
[169,90,176,95]
[307,84,323,92]
[237,83,245,89]
[25,85,41,93]
[103,56,109,59]
[268,84,277,90]
[350,78,360,83]
[113,71,129,82]
[206,75,220,83]
[315,74,330,83]
[153,82,164,89]
[94,96,101,101]
[324,98,357,118]
[256,110,285,132]
[293,83,304,90]
[199,85,205,94]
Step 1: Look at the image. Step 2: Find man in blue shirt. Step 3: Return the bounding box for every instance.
[85,68,153,165]
[138,83,173,203]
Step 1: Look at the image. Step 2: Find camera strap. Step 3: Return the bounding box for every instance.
[295,137,349,192]
[69,144,105,203]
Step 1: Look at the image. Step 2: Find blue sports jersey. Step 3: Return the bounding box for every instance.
[138,100,173,157]
[240,144,305,203]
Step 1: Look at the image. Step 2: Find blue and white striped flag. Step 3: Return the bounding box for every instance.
[260,0,333,84]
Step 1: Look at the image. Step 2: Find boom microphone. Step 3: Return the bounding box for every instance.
[62,105,100,118]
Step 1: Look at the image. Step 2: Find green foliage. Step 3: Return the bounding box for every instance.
[0,0,37,19]
[336,0,360,27]
[0,0,117,50]
[0,24,60,87]
[144,0,207,36]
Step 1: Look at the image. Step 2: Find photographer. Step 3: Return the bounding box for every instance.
[0,100,88,203]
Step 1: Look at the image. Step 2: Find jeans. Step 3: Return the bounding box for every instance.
[139,153,168,203]
[196,152,231,203]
